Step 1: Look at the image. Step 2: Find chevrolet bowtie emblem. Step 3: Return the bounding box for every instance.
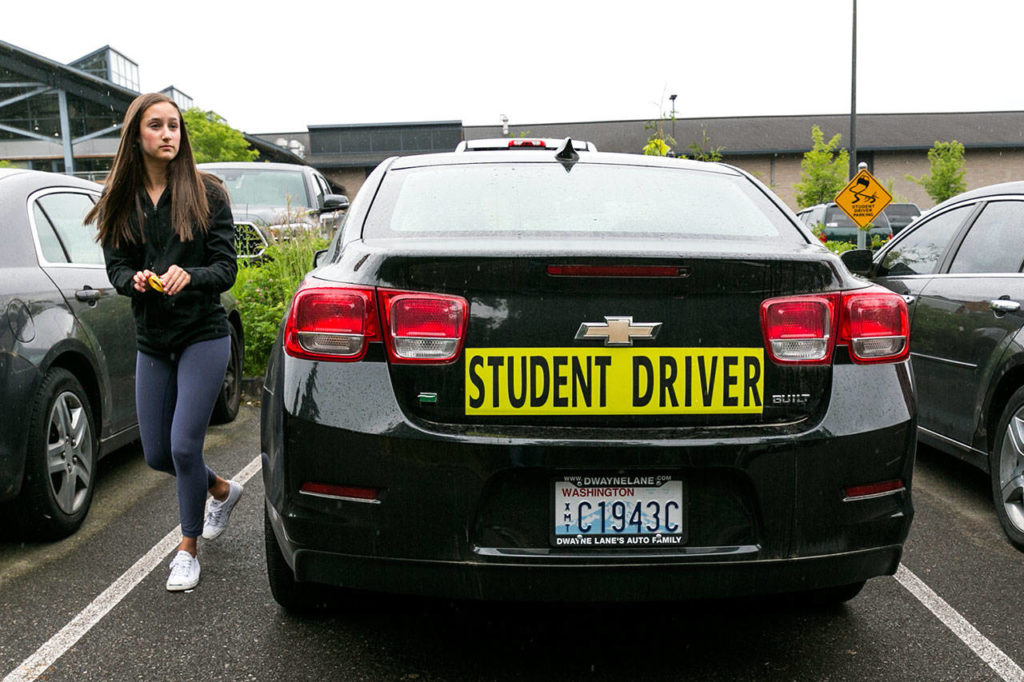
[575,316,662,346]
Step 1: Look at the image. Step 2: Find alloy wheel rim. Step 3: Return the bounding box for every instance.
[999,410,1024,533]
[45,391,93,515]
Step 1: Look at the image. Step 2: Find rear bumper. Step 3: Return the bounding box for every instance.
[268,499,900,601]
[262,358,916,601]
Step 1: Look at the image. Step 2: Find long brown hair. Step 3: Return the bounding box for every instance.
[89,92,221,248]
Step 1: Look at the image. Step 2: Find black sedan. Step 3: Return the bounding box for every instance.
[845,181,1024,551]
[0,169,243,539]
[261,142,915,610]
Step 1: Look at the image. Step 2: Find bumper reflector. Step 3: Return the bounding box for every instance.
[844,479,905,501]
[300,483,380,503]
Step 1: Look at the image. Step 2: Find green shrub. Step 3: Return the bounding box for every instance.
[230,231,329,376]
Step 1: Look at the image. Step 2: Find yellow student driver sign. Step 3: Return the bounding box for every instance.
[834,169,892,228]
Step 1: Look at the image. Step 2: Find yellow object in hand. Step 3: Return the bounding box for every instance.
[147,274,164,292]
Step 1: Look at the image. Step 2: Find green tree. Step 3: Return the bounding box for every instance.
[687,127,724,162]
[0,160,12,168]
[793,125,849,208]
[182,108,258,163]
[642,118,675,156]
[906,140,966,204]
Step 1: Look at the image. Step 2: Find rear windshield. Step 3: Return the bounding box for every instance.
[364,163,804,243]
[884,204,920,219]
[204,168,310,210]
[824,206,890,228]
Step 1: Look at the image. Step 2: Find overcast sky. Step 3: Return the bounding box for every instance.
[7,0,1022,134]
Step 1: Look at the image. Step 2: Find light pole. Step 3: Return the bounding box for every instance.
[849,0,858,180]
[669,94,677,143]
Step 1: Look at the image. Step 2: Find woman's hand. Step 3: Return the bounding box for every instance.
[132,269,157,293]
[159,265,192,296]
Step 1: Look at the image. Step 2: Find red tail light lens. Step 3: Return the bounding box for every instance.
[284,285,380,361]
[761,296,835,364]
[762,288,908,365]
[378,289,468,363]
[838,289,909,363]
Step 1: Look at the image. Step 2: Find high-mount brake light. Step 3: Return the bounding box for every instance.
[761,296,835,364]
[378,289,468,364]
[284,285,380,361]
[509,139,546,148]
[547,265,686,278]
[761,288,909,365]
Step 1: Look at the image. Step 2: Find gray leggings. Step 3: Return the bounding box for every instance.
[136,336,230,538]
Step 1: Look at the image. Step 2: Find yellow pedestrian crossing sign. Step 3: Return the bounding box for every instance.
[834,169,892,228]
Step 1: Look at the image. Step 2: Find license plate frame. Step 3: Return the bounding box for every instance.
[550,474,686,548]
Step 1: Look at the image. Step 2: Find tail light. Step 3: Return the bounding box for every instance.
[284,285,380,361]
[378,289,468,364]
[285,282,468,364]
[762,287,908,365]
[509,139,546,148]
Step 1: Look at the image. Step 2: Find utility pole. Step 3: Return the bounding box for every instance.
[849,0,858,180]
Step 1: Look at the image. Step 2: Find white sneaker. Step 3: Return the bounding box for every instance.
[202,480,244,540]
[166,551,200,591]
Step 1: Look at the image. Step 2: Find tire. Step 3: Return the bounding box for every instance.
[211,324,242,424]
[990,386,1024,551]
[265,506,322,612]
[15,368,97,539]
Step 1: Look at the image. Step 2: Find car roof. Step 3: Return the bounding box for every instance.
[931,181,1024,211]
[198,162,311,172]
[0,168,101,191]
[388,150,742,175]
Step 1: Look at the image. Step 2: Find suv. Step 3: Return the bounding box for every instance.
[796,202,892,245]
[882,202,921,234]
[199,162,349,259]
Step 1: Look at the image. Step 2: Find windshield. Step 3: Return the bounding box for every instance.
[366,163,802,242]
[205,168,310,210]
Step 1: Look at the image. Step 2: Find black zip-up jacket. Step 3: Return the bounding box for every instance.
[103,181,237,357]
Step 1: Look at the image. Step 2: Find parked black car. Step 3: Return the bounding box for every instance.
[199,162,349,260]
[0,169,243,539]
[882,202,922,234]
[843,181,1024,551]
[261,142,915,610]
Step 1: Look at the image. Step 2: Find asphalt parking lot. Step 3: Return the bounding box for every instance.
[2,404,1023,682]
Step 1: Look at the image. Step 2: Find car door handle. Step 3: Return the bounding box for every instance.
[75,288,102,303]
[990,299,1021,314]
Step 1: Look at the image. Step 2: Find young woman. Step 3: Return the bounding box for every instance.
[90,93,243,592]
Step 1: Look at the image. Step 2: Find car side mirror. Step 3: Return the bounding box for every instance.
[321,194,349,213]
[840,248,874,276]
[313,249,328,269]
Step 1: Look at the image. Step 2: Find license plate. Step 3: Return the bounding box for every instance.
[465,347,764,415]
[551,475,685,547]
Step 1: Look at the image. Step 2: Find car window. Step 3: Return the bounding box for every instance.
[314,174,330,203]
[368,164,802,242]
[879,205,972,276]
[34,192,102,265]
[208,169,311,210]
[949,200,1024,274]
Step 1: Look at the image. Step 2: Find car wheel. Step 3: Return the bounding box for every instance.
[16,368,97,539]
[990,387,1024,551]
[211,324,242,424]
[265,506,322,612]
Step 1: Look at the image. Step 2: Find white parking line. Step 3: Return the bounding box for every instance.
[3,456,262,682]
[895,563,1024,682]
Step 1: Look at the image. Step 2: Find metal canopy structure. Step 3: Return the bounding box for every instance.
[0,41,138,175]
